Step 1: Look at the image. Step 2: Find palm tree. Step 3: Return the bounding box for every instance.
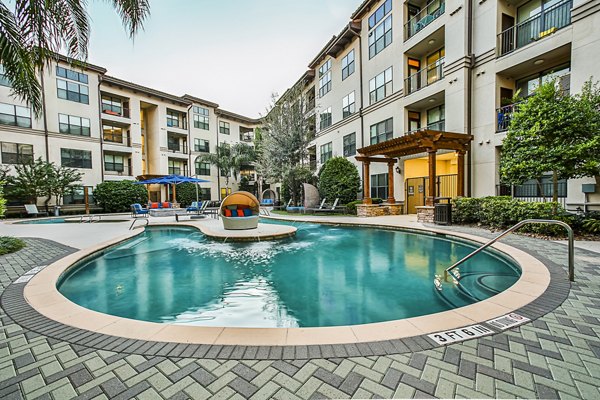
[196,143,256,189]
[0,0,150,117]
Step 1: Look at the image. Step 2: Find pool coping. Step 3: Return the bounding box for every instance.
[2,220,571,359]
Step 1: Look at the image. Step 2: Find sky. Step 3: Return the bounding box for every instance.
[87,0,364,118]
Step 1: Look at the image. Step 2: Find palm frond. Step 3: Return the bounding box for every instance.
[109,0,150,37]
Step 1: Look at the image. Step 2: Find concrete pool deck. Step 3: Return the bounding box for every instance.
[0,215,599,398]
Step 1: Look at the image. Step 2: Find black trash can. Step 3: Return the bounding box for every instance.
[434,198,452,225]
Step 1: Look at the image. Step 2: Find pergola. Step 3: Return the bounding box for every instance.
[356,129,473,206]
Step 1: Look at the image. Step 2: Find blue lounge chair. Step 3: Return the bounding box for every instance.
[187,201,202,212]
[131,203,149,217]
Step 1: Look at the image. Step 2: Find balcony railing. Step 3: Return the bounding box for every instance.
[404,58,445,95]
[240,132,254,142]
[405,120,445,135]
[496,102,521,132]
[497,0,572,57]
[102,106,130,119]
[404,0,445,40]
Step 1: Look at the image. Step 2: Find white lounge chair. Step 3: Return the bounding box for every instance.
[24,204,48,217]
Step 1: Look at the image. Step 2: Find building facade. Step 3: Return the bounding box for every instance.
[292,0,599,212]
[0,57,259,208]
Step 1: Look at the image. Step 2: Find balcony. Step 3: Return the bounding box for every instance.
[404,0,445,40]
[102,106,130,119]
[496,102,521,132]
[497,0,572,57]
[405,120,445,135]
[240,131,254,142]
[404,58,444,95]
[167,143,188,155]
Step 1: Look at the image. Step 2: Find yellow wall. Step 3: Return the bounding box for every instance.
[404,156,457,179]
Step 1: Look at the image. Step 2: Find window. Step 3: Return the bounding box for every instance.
[167,136,180,152]
[320,142,332,163]
[61,148,92,169]
[371,173,389,199]
[103,124,123,143]
[0,103,31,128]
[63,186,94,205]
[59,114,90,136]
[1,142,33,164]
[193,106,209,130]
[343,133,356,157]
[0,65,10,87]
[194,138,210,152]
[219,121,230,135]
[342,92,356,118]
[368,14,392,59]
[167,109,186,129]
[199,188,211,201]
[101,95,123,116]
[56,66,88,84]
[168,160,185,175]
[57,79,89,104]
[318,59,332,97]
[426,105,445,130]
[370,118,393,144]
[195,159,211,176]
[319,107,332,130]
[104,154,124,172]
[426,48,445,84]
[369,67,393,104]
[368,0,392,29]
[342,50,355,80]
[516,64,571,98]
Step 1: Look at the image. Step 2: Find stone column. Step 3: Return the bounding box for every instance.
[457,150,465,197]
[387,161,396,204]
[363,161,372,204]
[427,150,437,206]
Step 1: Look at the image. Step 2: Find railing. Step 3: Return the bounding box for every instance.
[496,183,567,206]
[194,145,210,153]
[404,0,446,40]
[405,120,445,135]
[404,58,444,95]
[496,102,520,132]
[102,107,130,119]
[240,132,254,142]
[497,0,572,57]
[439,219,575,286]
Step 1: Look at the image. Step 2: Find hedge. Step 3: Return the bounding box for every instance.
[0,237,26,255]
[318,157,361,205]
[93,180,148,213]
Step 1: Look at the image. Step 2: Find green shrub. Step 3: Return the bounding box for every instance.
[318,157,361,205]
[452,197,482,224]
[93,180,148,213]
[0,184,6,218]
[372,197,384,204]
[345,200,363,215]
[175,183,199,207]
[0,236,25,255]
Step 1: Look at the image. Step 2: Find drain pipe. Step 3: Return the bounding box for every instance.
[466,0,474,197]
[40,70,49,162]
[350,23,366,195]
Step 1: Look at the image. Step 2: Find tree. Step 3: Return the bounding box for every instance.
[49,165,83,207]
[0,0,150,117]
[258,85,314,182]
[318,157,361,205]
[500,79,600,207]
[196,142,255,189]
[0,182,6,217]
[93,180,147,213]
[175,182,198,207]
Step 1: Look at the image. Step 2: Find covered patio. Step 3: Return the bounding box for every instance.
[356,129,473,216]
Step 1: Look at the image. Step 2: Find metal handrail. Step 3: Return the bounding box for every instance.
[444,219,574,283]
[129,218,149,230]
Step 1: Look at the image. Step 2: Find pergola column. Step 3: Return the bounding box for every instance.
[426,149,437,206]
[387,161,396,204]
[456,150,466,197]
[363,161,372,204]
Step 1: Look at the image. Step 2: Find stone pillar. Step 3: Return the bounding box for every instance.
[387,161,396,204]
[427,150,437,206]
[363,161,372,204]
[457,150,465,197]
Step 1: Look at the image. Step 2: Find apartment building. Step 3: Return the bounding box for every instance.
[293,0,599,212]
[0,57,259,207]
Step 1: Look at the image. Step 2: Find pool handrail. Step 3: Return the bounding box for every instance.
[444,219,574,284]
[129,218,149,230]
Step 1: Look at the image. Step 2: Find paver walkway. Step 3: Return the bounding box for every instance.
[1,225,599,399]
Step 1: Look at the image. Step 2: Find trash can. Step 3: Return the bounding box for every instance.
[434,198,452,225]
[54,206,61,216]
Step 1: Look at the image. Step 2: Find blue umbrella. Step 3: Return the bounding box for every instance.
[135,175,211,204]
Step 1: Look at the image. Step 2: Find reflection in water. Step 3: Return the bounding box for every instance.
[58,224,520,327]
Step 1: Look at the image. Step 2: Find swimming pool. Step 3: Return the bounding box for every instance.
[57,223,521,328]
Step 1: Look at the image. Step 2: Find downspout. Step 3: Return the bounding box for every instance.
[215,113,221,200]
[40,70,49,162]
[466,0,474,197]
[97,76,105,181]
[186,103,192,176]
[350,23,366,196]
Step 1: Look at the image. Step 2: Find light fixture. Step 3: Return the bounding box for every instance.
[428,98,436,103]
[395,166,402,174]
[428,38,436,45]
[534,59,545,65]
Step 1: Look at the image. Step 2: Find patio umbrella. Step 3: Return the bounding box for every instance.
[134,175,210,203]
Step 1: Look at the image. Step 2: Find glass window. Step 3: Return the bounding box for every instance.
[370,173,389,199]
[195,158,211,176]
[219,121,230,135]
[0,103,31,128]
[370,118,393,144]
[343,133,356,157]
[342,92,356,118]
[167,135,180,152]
[368,0,392,29]
[193,106,209,130]
[516,64,571,98]
[341,50,355,80]
[103,124,124,143]
[61,148,92,169]
[1,142,33,164]
[57,78,89,104]
[369,67,393,104]
[194,138,210,152]
[63,186,94,205]
[318,59,332,97]
[319,107,332,130]
[168,159,185,175]
[426,105,445,130]
[320,142,332,163]
[101,95,123,116]
[56,66,88,84]
[167,109,187,129]
[0,65,11,87]
[368,14,392,59]
[104,154,124,172]
[59,114,90,136]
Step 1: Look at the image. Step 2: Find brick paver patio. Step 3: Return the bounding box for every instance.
[1,226,599,399]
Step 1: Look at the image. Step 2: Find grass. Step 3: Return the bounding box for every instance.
[0,236,26,256]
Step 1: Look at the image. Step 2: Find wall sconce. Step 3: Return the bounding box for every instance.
[395,166,402,174]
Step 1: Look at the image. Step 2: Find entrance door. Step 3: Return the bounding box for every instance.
[405,177,428,214]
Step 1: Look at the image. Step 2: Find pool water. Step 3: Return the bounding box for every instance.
[57,223,521,328]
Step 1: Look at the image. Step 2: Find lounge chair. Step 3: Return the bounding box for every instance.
[260,198,275,206]
[273,199,292,211]
[186,201,202,213]
[131,203,149,217]
[314,198,346,214]
[220,191,260,230]
[305,198,327,213]
[25,204,48,217]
